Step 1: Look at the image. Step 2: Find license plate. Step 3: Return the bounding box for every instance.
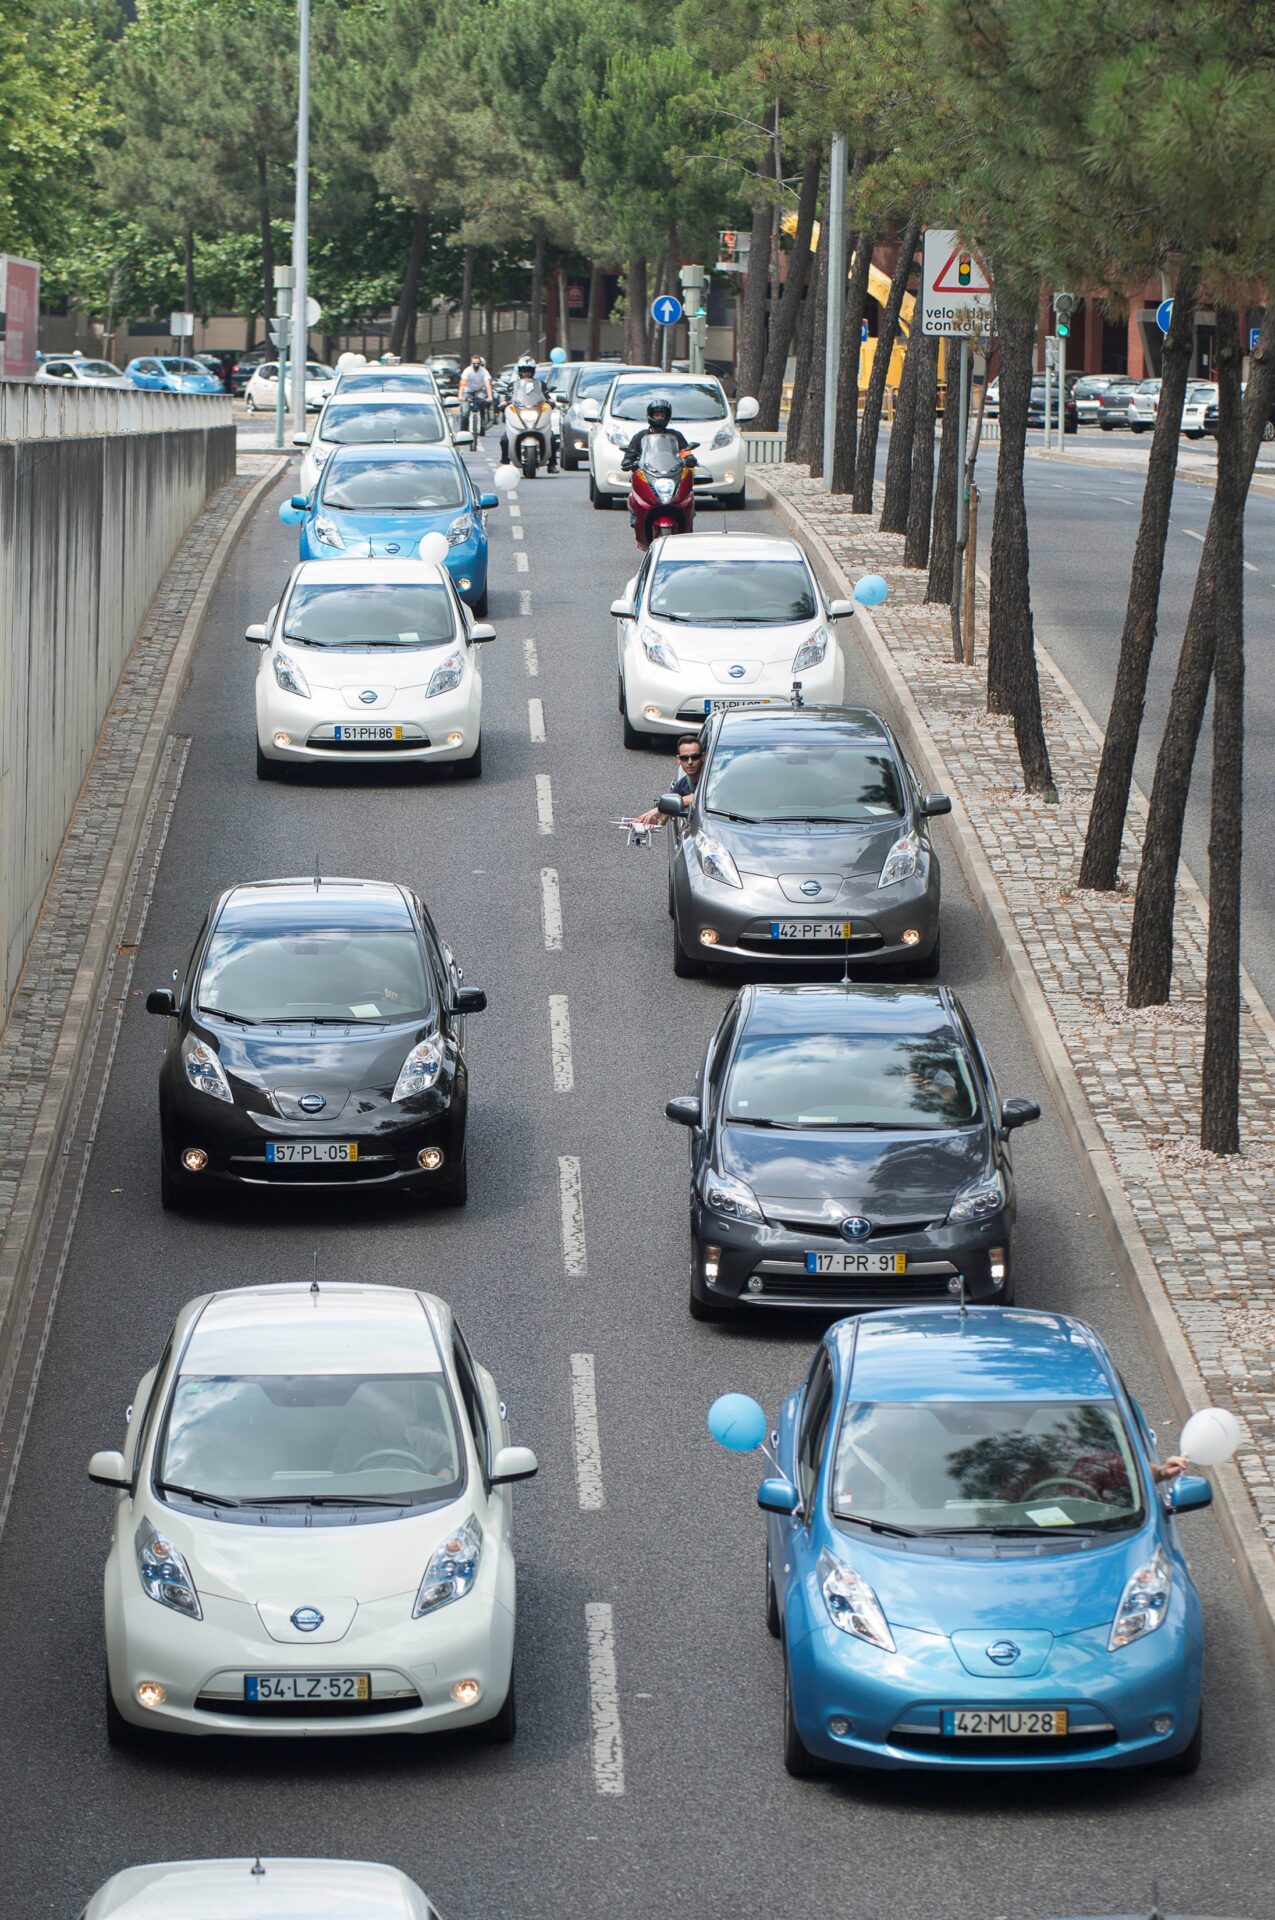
[332,725,402,741]
[265,1141,358,1163]
[245,1673,370,1702]
[941,1708,1068,1737]
[770,921,853,940]
[704,696,774,713]
[806,1251,907,1274]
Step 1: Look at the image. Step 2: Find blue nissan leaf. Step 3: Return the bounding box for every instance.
[281,443,498,615]
[718,1307,1227,1776]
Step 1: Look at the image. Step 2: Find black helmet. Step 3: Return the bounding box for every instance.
[646,395,673,426]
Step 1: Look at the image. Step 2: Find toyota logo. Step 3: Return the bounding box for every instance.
[359,689,377,705]
[728,663,746,679]
[291,1606,324,1633]
[841,1216,871,1241]
[800,880,822,898]
[298,1093,326,1114]
[986,1640,1021,1666]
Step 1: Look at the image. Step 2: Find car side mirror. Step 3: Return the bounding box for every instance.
[292,431,312,446]
[453,986,487,1015]
[580,399,603,422]
[610,598,635,619]
[735,396,760,423]
[478,491,499,509]
[145,988,177,1016]
[1001,1096,1041,1131]
[920,792,952,817]
[827,597,856,619]
[469,622,496,642]
[1167,1473,1213,1515]
[665,1095,701,1127]
[454,430,474,446]
[278,501,305,526]
[244,623,269,643]
[757,1476,800,1515]
[490,1444,538,1485]
[657,793,687,818]
[88,1449,129,1489]
[290,494,307,509]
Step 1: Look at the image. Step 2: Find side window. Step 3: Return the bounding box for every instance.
[452,1330,490,1482]
[131,1334,174,1476]
[632,550,653,611]
[796,1349,834,1515]
[702,997,741,1120]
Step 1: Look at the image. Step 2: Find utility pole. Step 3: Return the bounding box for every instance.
[680,264,707,374]
[273,264,294,451]
[822,132,847,487]
[290,0,310,435]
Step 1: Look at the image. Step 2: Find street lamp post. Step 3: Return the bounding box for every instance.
[290,0,310,434]
[822,132,848,488]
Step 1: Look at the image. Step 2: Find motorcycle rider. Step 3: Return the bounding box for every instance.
[620,394,696,476]
[500,353,561,473]
[458,353,494,433]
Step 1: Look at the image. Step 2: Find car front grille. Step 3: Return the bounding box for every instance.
[197,1692,421,1720]
[738,932,884,957]
[892,1727,1116,1758]
[752,1272,956,1303]
[772,1217,937,1240]
[230,1155,397,1185]
[306,737,431,754]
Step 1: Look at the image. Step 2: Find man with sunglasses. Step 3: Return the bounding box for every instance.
[632,733,704,828]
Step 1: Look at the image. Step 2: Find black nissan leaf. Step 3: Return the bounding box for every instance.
[147,877,485,1210]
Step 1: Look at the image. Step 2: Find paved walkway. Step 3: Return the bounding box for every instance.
[757,461,1275,1576]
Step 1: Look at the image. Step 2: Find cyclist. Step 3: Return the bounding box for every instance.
[458,354,494,435]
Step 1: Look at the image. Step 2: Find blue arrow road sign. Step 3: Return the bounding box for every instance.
[1251,327,1263,353]
[1156,298,1173,336]
[861,319,869,342]
[651,294,684,326]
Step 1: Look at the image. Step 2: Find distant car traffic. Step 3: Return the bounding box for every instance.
[668,983,1037,1318]
[559,360,658,469]
[125,355,224,394]
[82,1857,444,1919]
[144,876,485,1207]
[1203,385,1275,441]
[1126,378,1162,432]
[283,442,499,613]
[582,371,759,508]
[33,353,129,389]
[718,1304,1221,1776]
[661,703,949,978]
[228,346,272,395]
[1027,383,1078,432]
[1072,375,1119,425]
[612,532,851,747]
[1097,378,1141,428]
[426,354,461,396]
[1180,382,1218,437]
[243,360,333,413]
[293,393,467,494]
[89,1280,533,1740]
[248,558,494,780]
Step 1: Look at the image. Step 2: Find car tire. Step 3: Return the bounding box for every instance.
[479,1667,516,1743]
[783,1656,821,1779]
[455,738,482,781]
[435,1156,468,1208]
[1186,430,1204,440]
[590,476,611,510]
[255,740,282,781]
[105,1671,144,1749]
[1159,1706,1203,1775]
[622,707,645,750]
[719,487,747,510]
[245,394,256,413]
[1099,422,1113,432]
[766,1543,781,1639]
[673,919,707,979]
[914,930,942,979]
[160,1156,192,1213]
[1130,424,1146,434]
[563,451,580,471]
[472,586,489,618]
[1263,419,1275,443]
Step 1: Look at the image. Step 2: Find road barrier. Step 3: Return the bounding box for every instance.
[744,429,788,464]
[0,391,235,1019]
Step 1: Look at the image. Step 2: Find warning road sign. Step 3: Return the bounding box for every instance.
[920,228,995,338]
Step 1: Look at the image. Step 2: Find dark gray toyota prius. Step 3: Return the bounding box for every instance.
[666,983,1040,1320]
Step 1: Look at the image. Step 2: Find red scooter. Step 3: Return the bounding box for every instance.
[628,437,696,549]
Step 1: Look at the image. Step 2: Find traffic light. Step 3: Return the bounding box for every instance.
[1053,290,1076,338]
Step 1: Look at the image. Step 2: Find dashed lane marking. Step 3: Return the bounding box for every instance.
[584,1603,625,1795]
[512,524,525,541]
[515,550,529,573]
[570,1354,604,1510]
[558,1154,586,1274]
[535,772,555,834]
[549,993,574,1091]
[523,636,539,676]
[528,697,546,742]
[541,868,563,950]
[507,501,521,517]
[520,589,533,618]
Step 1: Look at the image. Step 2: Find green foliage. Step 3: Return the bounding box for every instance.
[0,0,106,257]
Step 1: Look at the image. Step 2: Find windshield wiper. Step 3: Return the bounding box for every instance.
[157,1482,242,1509]
[243,1492,411,1507]
[198,1007,260,1026]
[267,1014,376,1026]
[838,1515,919,1537]
[706,810,760,824]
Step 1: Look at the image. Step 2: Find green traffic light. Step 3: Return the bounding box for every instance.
[1057,321,1069,337]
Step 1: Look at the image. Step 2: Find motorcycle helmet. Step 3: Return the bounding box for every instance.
[516,354,536,377]
[646,395,673,429]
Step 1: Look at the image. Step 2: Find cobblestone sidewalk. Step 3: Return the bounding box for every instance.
[756,461,1275,1574]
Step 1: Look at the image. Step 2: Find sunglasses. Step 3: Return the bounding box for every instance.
[677,751,703,763]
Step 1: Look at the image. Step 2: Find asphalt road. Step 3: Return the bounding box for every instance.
[2,448,1272,1920]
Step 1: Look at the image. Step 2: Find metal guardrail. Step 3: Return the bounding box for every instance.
[744,429,788,464]
[0,383,233,440]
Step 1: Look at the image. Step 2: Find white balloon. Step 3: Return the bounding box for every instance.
[1180,1406,1243,1467]
[493,463,521,493]
[335,350,366,371]
[418,531,450,566]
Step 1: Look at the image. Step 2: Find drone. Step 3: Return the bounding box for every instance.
[609,817,654,848]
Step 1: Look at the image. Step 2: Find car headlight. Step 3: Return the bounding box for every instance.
[947,1170,1006,1224]
[392,1033,444,1101]
[640,627,679,672]
[793,628,831,674]
[135,1517,202,1621]
[818,1548,895,1652]
[696,835,742,888]
[446,514,475,547]
[1109,1546,1171,1650]
[425,650,465,699]
[313,513,344,549]
[608,429,630,449]
[413,1514,482,1618]
[181,1033,232,1103]
[703,1168,763,1222]
[273,652,310,699]
[711,427,735,450]
[878,830,922,888]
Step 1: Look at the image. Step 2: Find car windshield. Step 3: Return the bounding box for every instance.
[704,738,904,823]
[161,359,206,374]
[320,402,445,445]
[197,926,433,1023]
[832,1398,1143,1534]
[305,363,331,379]
[612,379,727,421]
[648,557,817,625]
[158,1370,464,1506]
[322,457,464,511]
[725,1030,979,1129]
[282,581,456,649]
[1073,379,1107,397]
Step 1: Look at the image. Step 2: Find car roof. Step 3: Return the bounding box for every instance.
[836,1307,1116,1404]
[184,1285,447,1378]
[713,705,892,747]
[739,981,959,1040]
[650,532,806,564]
[85,1856,428,1919]
[289,558,453,589]
[215,876,415,931]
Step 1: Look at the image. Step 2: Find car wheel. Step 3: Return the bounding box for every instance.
[563,451,580,471]
[783,1656,821,1779]
[622,707,644,750]
[479,1666,516,1743]
[255,740,282,781]
[1099,421,1112,431]
[766,1542,781,1639]
[1159,1706,1203,1775]
[472,586,489,617]
[1263,419,1275,443]
[455,738,482,781]
[913,930,942,979]
[1130,424,1145,434]
[434,1156,468,1208]
[1186,430,1204,440]
[719,487,747,510]
[105,1670,144,1749]
[673,919,707,979]
[591,476,611,510]
[160,1156,192,1213]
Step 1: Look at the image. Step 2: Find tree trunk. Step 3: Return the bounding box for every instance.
[587,264,603,359]
[830,179,873,494]
[1126,305,1275,1005]
[485,302,495,368]
[1078,266,1198,890]
[986,297,1056,794]
[735,130,774,405]
[756,144,821,431]
[391,203,430,358]
[256,152,273,341]
[784,228,818,460]
[183,222,195,316]
[624,257,648,363]
[528,217,546,357]
[459,246,474,361]
[853,210,921,513]
[925,349,962,598]
[1201,308,1245,1153]
[805,222,831,475]
[880,327,921,533]
[903,335,939,569]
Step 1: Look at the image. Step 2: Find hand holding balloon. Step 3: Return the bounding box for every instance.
[1179,1406,1242,1467]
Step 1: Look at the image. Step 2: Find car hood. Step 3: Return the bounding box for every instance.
[696,814,905,881]
[313,507,470,556]
[648,618,822,676]
[199,1019,428,1102]
[272,645,463,697]
[719,1122,986,1222]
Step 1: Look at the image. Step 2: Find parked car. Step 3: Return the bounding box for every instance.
[33,353,129,390]
[559,360,658,469]
[124,355,224,395]
[583,370,759,507]
[1072,374,1119,424]
[1180,382,1219,438]
[82,1857,445,1920]
[984,377,999,419]
[1126,378,1162,432]
[1097,378,1142,429]
[1026,383,1078,432]
[1203,386,1275,442]
[244,360,334,413]
[226,347,271,395]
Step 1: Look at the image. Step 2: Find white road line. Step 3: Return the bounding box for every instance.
[541,867,563,950]
[523,635,539,676]
[528,697,546,742]
[507,501,521,518]
[512,524,525,541]
[584,1603,625,1795]
[519,589,533,617]
[1243,560,1258,573]
[515,550,530,573]
[549,993,574,1091]
[570,1355,604,1510]
[558,1154,586,1273]
[1183,528,1205,542]
[535,771,555,833]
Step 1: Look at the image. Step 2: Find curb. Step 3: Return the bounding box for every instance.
[753,468,1275,1666]
[1028,444,1275,499]
[0,456,287,1423]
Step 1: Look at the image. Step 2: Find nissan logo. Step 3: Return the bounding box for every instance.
[359,689,377,705]
[728,663,746,679]
[291,1606,324,1632]
[384,542,400,554]
[841,1216,871,1241]
[800,879,822,898]
[986,1640,1021,1666]
[298,1093,326,1114]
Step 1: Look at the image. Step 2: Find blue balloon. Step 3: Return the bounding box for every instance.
[277,500,303,527]
[708,1392,767,1453]
[549,346,568,364]
[854,573,889,607]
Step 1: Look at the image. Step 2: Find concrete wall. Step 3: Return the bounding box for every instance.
[0,398,235,1019]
